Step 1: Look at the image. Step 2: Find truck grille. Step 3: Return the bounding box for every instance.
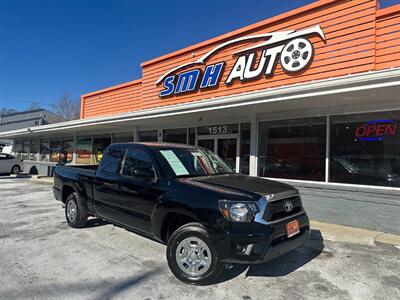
[263,196,302,222]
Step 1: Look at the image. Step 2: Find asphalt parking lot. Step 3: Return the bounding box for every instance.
[0,177,399,300]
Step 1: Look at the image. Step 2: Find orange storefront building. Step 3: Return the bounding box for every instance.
[2,0,400,232]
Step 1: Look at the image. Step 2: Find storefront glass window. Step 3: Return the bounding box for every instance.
[93,135,111,164]
[163,128,187,144]
[113,132,133,143]
[76,136,92,164]
[50,139,62,162]
[62,137,74,163]
[30,140,39,161]
[240,123,251,175]
[40,139,50,162]
[22,141,30,160]
[13,141,23,158]
[188,127,196,145]
[330,111,400,187]
[139,130,158,142]
[258,117,326,181]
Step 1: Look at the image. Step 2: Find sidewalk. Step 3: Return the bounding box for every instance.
[311,220,400,247]
[28,175,54,184]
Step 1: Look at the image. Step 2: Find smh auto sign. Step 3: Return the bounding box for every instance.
[156,25,326,98]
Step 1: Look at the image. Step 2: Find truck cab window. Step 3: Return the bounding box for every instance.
[122,149,154,177]
[99,148,124,175]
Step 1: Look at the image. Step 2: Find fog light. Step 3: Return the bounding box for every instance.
[235,244,246,253]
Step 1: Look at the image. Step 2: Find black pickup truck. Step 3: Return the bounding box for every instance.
[53,142,310,285]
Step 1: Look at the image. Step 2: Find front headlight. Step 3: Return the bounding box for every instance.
[219,200,259,222]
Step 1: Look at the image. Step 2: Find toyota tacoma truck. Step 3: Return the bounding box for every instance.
[53,143,310,285]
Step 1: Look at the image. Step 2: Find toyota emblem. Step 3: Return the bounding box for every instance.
[283,200,294,213]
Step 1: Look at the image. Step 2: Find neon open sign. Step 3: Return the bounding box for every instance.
[355,120,398,141]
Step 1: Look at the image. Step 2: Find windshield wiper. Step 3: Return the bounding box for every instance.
[172,172,233,179]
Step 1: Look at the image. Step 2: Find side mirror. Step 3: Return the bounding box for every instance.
[132,166,155,179]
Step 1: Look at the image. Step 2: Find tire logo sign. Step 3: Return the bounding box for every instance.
[281,39,313,73]
[157,25,325,98]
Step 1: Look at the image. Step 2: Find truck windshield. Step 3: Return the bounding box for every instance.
[155,147,233,178]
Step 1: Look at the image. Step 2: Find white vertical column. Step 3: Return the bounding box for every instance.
[236,129,240,174]
[35,138,40,161]
[249,116,258,177]
[72,133,77,164]
[325,115,330,183]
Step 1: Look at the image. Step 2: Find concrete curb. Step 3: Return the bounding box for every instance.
[311,220,400,247]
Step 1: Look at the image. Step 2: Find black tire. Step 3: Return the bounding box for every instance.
[65,192,88,228]
[166,222,224,285]
[11,165,20,174]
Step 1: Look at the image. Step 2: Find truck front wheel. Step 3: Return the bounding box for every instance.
[166,222,223,285]
[65,192,88,228]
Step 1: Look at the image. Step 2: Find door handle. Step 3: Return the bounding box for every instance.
[113,183,120,190]
[103,182,114,188]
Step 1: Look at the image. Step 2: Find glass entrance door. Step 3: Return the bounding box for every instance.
[197,137,239,171]
[217,138,237,171]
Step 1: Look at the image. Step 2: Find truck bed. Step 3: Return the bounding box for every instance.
[55,164,98,179]
[53,164,99,203]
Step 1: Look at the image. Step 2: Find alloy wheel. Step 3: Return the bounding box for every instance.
[175,237,212,277]
[66,199,77,223]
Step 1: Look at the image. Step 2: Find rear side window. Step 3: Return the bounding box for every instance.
[99,148,124,175]
[121,149,154,177]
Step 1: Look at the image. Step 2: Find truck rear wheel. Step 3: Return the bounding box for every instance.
[65,192,88,228]
[166,222,223,285]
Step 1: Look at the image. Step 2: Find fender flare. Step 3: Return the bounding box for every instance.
[151,203,201,241]
[61,181,80,202]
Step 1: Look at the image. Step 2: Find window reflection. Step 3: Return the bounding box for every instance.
[93,136,111,164]
[138,130,158,142]
[76,136,92,164]
[258,117,326,181]
[330,111,400,187]
[62,138,74,163]
[163,128,187,144]
[50,139,62,162]
[40,139,50,162]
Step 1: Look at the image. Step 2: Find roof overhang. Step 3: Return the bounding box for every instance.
[2,67,400,139]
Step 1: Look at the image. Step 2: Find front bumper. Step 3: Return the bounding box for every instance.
[214,212,310,264]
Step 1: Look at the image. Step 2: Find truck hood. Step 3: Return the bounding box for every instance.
[190,173,297,198]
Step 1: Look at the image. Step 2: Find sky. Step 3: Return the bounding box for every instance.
[0,0,399,111]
